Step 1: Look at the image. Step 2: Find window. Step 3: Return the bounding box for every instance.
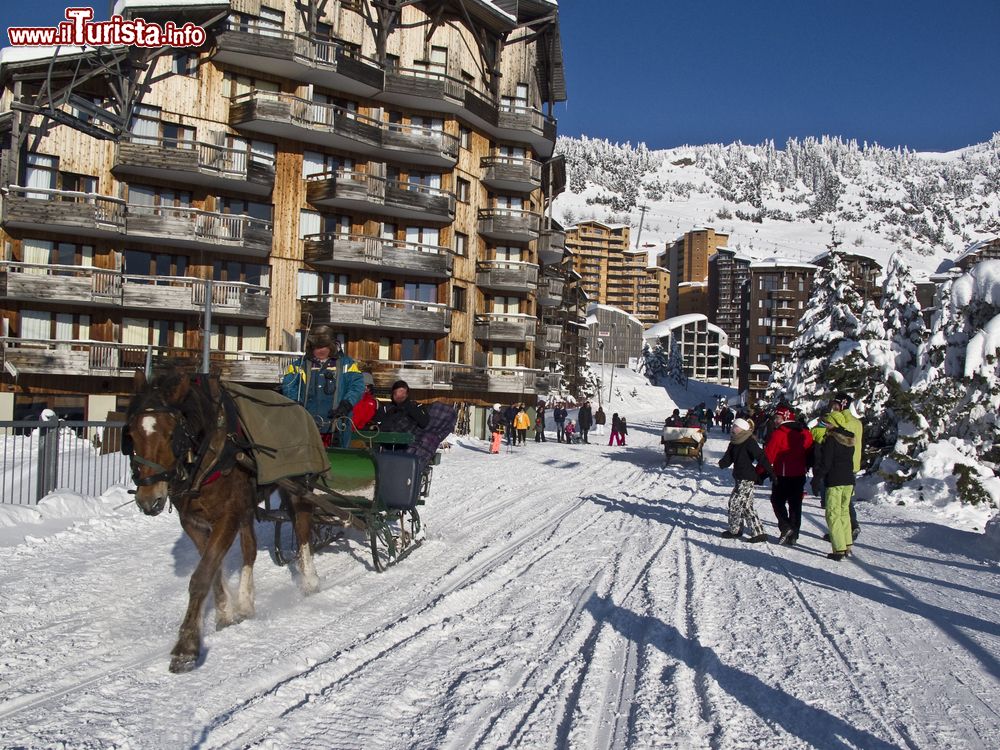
[491,345,517,367]
[128,104,161,145]
[401,338,435,360]
[60,172,98,194]
[216,196,272,221]
[303,150,353,179]
[257,6,285,36]
[495,194,523,210]
[211,324,266,352]
[162,122,195,148]
[171,52,197,76]
[407,171,441,190]
[128,184,192,208]
[125,249,188,278]
[123,317,183,348]
[380,279,397,299]
[406,226,439,248]
[460,126,471,150]
[451,285,466,312]
[456,178,471,203]
[381,222,397,240]
[378,337,391,359]
[385,54,400,70]
[454,232,468,257]
[493,296,519,314]
[24,153,57,196]
[213,259,269,287]
[450,341,464,363]
[404,282,437,303]
[494,246,521,262]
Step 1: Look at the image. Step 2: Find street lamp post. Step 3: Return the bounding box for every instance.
[607,322,617,402]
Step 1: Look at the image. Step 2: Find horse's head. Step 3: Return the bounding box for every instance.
[125,370,195,516]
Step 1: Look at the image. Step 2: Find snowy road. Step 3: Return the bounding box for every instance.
[1,403,999,748]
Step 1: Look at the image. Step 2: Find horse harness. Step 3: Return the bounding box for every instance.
[125,379,247,507]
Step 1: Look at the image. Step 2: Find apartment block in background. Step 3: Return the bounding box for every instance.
[742,258,817,404]
[0,0,568,419]
[661,227,729,318]
[707,246,751,356]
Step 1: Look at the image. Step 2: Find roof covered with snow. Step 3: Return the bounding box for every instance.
[585,303,644,328]
[750,256,819,271]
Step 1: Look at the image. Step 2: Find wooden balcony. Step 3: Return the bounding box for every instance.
[1,187,125,240]
[496,105,557,158]
[302,294,451,335]
[535,325,564,352]
[475,260,538,293]
[214,21,383,97]
[0,262,123,307]
[0,338,292,383]
[486,367,538,394]
[113,137,274,196]
[307,170,456,223]
[478,207,542,243]
[125,205,273,257]
[536,276,565,307]
[474,313,536,343]
[537,227,567,265]
[229,92,458,168]
[304,234,452,278]
[0,263,269,318]
[480,155,542,193]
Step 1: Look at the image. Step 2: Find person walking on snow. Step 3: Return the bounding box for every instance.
[812,420,857,561]
[594,406,607,436]
[609,413,626,446]
[578,401,594,444]
[488,404,505,454]
[719,418,775,543]
[553,404,568,443]
[535,406,547,442]
[513,406,530,445]
[762,404,814,545]
[814,393,864,540]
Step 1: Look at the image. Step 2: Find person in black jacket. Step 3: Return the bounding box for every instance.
[812,425,856,560]
[578,401,593,444]
[372,380,429,436]
[718,417,775,543]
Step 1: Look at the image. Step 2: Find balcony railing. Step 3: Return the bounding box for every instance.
[307,169,456,222]
[535,325,563,351]
[537,227,567,264]
[113,135,275,195]
[230,91,458,167]
[477,207,542,242]
[125,204,273,256]
[536,276,565,306]
[0,337,292,382]
[303,233,453,278]
[474,313,537,342]
[214,19,383,96]
[475,260,538,293]
[367,360,541,394]
[1,187,126,238]
[0,262,269,317]
[302,294,451,335]
[480,155,543,193]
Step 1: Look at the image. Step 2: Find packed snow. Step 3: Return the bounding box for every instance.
[1,369,998,749]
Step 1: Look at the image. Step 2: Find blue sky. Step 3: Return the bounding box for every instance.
[3,1,997,152]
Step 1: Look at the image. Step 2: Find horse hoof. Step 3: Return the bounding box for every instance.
[301,577,320,596]
[169,654,198,673]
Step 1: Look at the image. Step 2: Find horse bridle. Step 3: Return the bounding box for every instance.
[127,405,197,489]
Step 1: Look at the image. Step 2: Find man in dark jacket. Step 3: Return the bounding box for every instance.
[373,380,429,435]
[812,424,856,561]
[503,403,518,446]
[665,409,683,427]
[719,417,775,542]
[763,404,814,546]
[577,401,593,444]
[553,405,568,443]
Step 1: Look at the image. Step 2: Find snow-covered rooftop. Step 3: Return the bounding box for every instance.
[644,313,709,338]
[750,256,819,271]
[585,303,644,327]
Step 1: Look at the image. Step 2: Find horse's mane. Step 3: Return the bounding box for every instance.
[128,369,216,440]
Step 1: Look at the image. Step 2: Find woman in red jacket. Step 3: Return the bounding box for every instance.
[762,404,813,546]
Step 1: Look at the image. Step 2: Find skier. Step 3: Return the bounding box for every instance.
[488,404,505,454]
[762,404,814,545]
[719,418,775,543]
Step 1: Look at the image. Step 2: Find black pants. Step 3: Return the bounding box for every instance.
[516,428,526,444]
[581,427,589,443]
[556,422,565,442]
[771,475,806,536]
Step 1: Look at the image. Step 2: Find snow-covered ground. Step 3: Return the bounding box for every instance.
[1,370,998,749]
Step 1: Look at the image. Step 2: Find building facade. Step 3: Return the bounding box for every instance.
[565,220,667,328]
[741,258,817,404]
[707,246,751,356]
[644,314,739,387]
[661,227,729,318]
[0,0,572,419]
[584,304,644,367]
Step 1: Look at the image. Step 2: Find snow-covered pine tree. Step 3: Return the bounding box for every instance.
[639,342,669,384]
[665,339,688,387]
[881,250,927,383]
[773,249,864,416]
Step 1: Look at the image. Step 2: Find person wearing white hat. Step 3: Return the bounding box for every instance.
[718,417,776,543]
[488,404,505,454]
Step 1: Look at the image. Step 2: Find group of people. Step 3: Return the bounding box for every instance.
[280,325,430,447]
[663,403,736,432]
[718,393,863,561]
[487,401,631,453]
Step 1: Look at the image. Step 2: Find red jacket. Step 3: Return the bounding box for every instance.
[763,422,814,477]
[352,390,378,430]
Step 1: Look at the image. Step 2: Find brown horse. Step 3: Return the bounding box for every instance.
[126,369,319,673]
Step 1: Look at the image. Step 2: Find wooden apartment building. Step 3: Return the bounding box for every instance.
[0,0,576,419]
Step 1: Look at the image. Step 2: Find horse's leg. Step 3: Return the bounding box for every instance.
[171,515,240,673]
[234,504,258,621]
[179,516,234,630]
[291,493,320,595]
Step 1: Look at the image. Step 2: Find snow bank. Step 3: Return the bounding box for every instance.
[0,486,134,548]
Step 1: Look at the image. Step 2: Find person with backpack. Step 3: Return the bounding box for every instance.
[762,404,814,546]
[719,417,775,543]
[812,420,857,561]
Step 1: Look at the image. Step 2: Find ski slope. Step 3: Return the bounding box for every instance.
[1,373,998,749]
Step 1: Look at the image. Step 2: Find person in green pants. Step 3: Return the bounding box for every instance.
[812,424,857,560]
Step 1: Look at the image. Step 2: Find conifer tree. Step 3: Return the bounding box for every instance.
[881,250,926,382]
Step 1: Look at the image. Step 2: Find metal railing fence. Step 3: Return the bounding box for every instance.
[0,418,132,505]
